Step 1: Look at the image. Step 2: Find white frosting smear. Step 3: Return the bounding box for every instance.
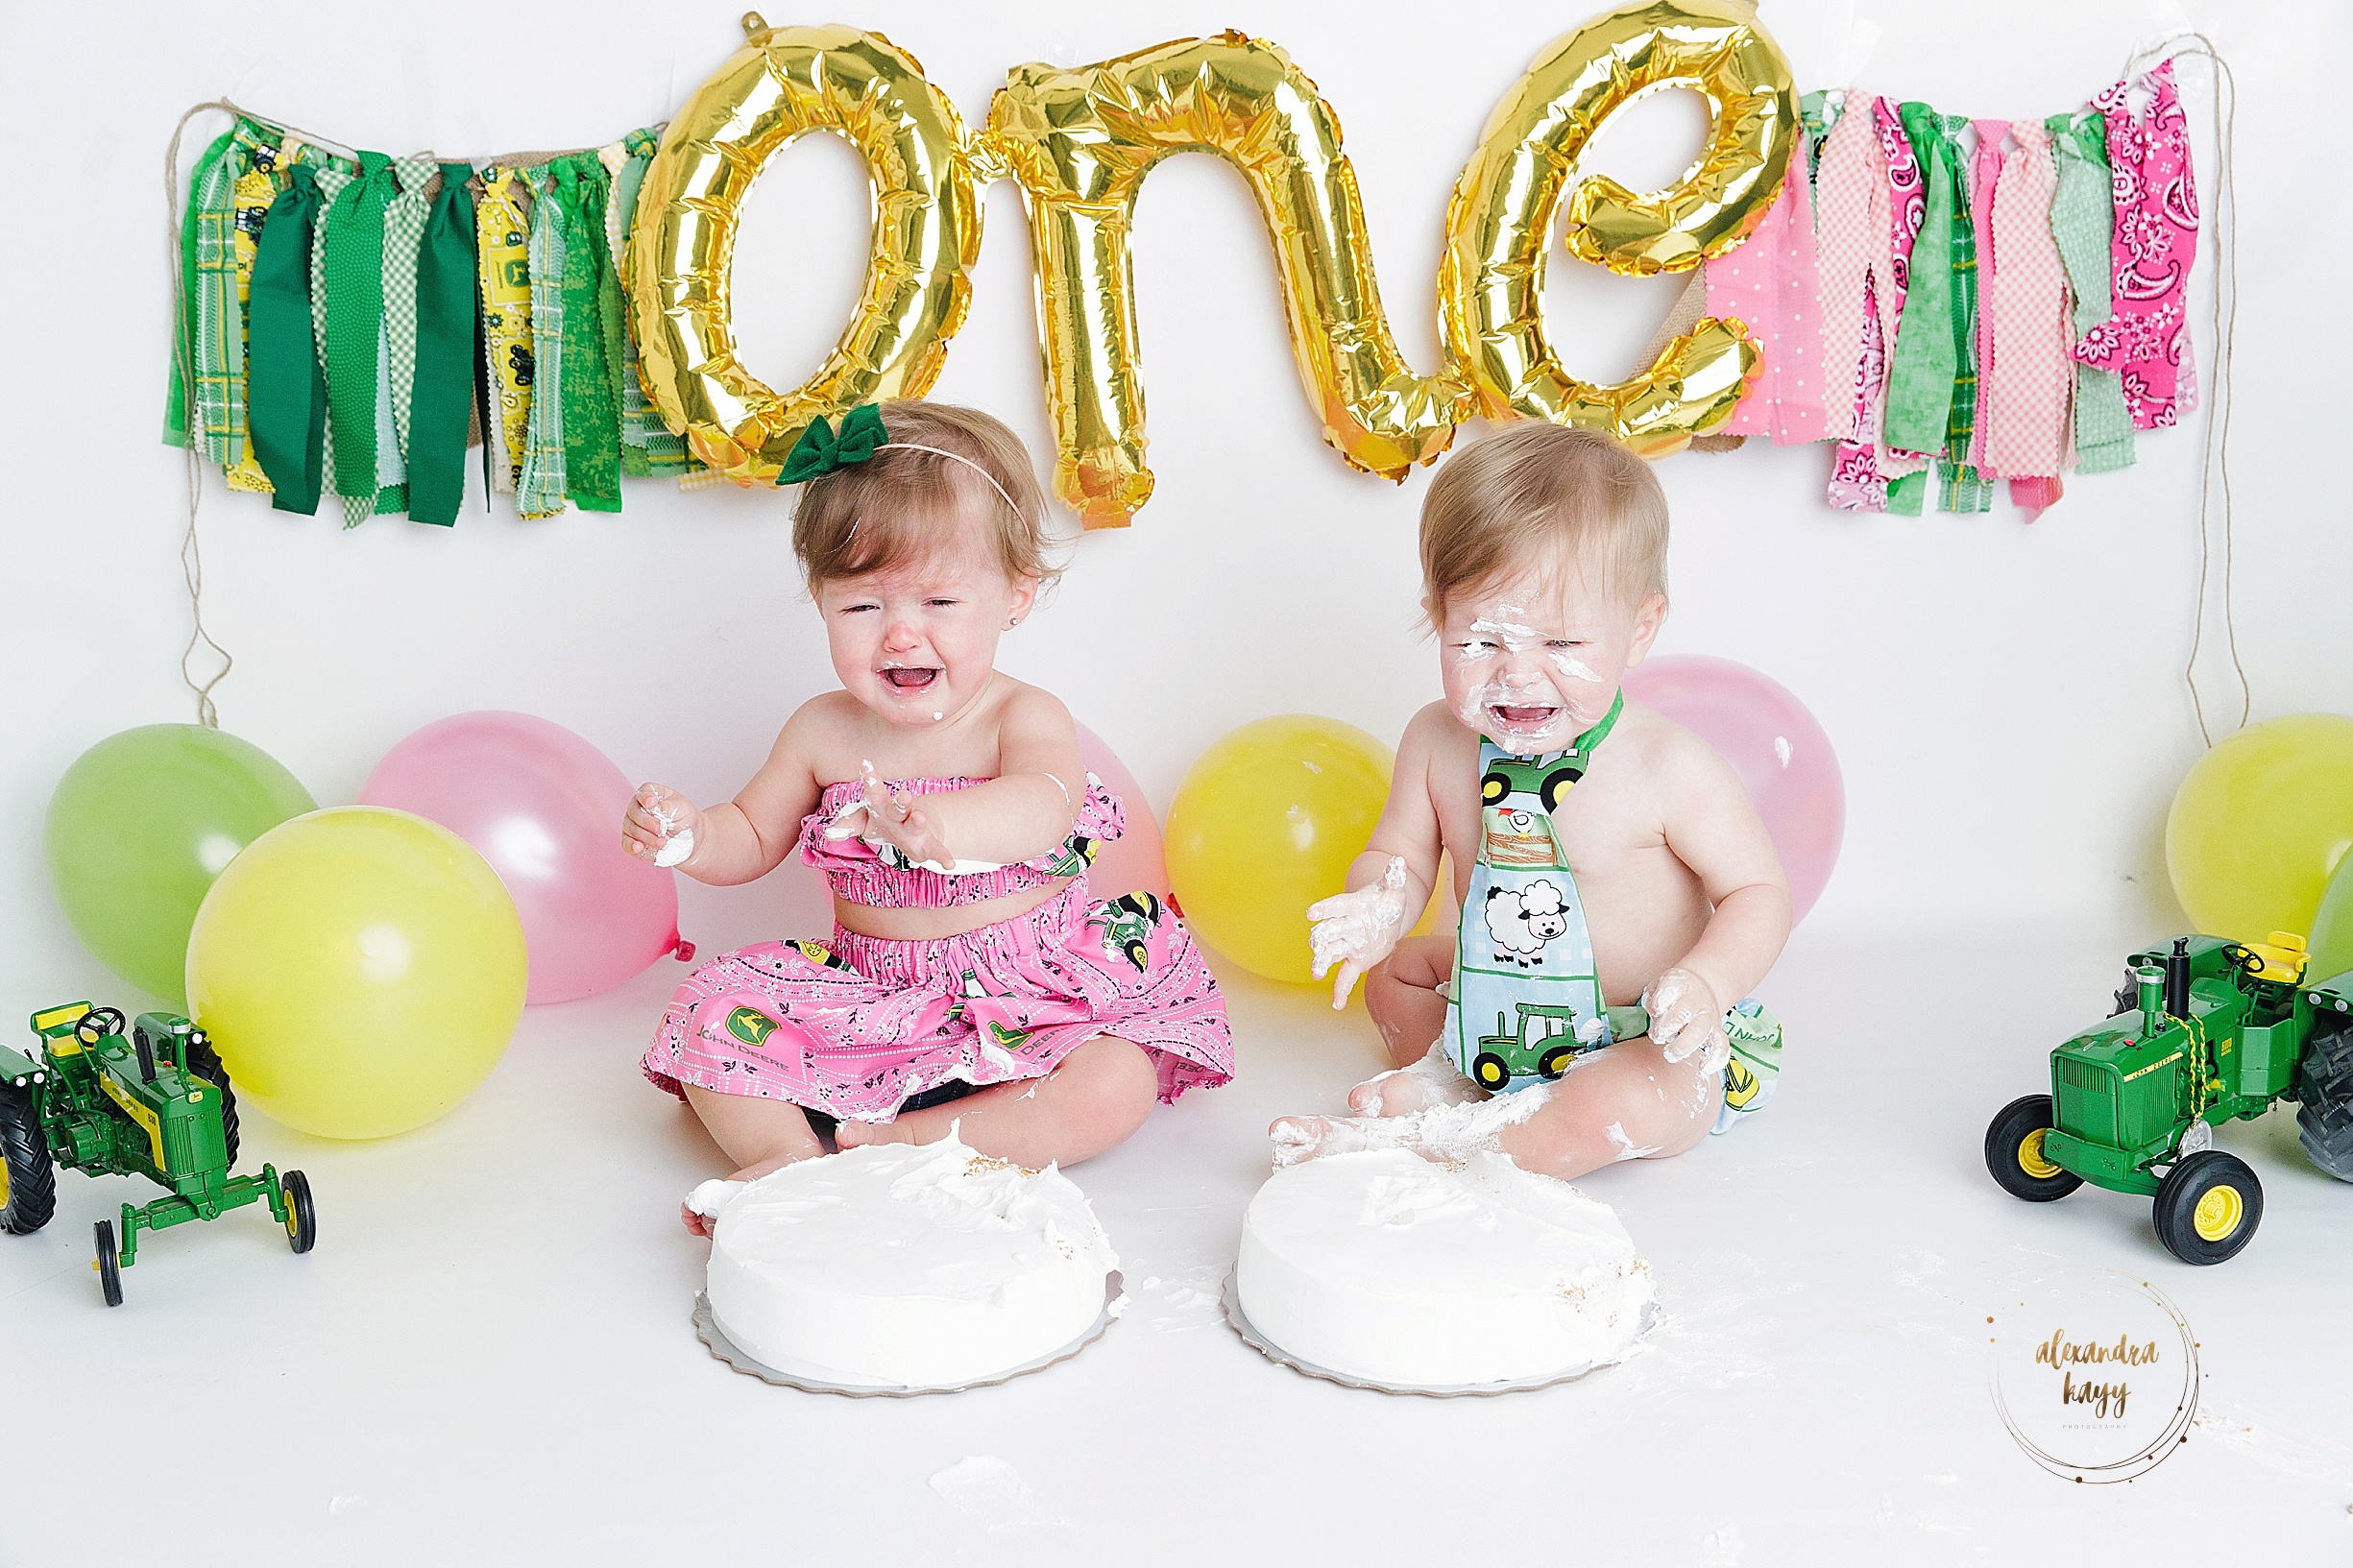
[703,1132,1116,1387]
[1238,1148,1654,1386]
[928,1456,1071,1532]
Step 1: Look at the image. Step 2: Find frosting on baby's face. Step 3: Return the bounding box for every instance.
[817,511,1036,731]
[1436,566,1665,755]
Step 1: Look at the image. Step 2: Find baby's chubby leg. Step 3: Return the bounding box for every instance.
[680,1086,827,1235]
[1271,1033,1720,1181]
[1491,1033,1721,1179]
[1363,932,1454,1070]
[836,1035,1157,1170]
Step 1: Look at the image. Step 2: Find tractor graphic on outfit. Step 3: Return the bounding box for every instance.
[1985,932,2353,1265]
[0,1002,315,1305]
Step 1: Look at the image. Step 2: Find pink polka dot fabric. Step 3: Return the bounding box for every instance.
[1705,136,1827,443]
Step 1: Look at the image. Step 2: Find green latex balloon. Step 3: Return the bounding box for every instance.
[2311,855,2353,988]
[44,725,315,1005]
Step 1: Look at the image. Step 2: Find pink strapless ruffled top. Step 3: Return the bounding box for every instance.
[797,772,1126,909]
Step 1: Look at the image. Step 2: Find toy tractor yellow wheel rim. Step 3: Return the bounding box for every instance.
[2018,1129,2062,1180]
[284,1193,300,1239]
[2193,1183,2244,1242]
[0,1158,9,1208]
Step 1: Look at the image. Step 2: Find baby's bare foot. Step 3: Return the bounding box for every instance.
[833,1115,910,1151]
[678,1152,809,1235]
[1347,1044,1484,1117]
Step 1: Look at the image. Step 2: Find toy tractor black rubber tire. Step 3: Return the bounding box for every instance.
[2293,1014,2353,1183]
[94,1220,122,1307]
[180,1035,240,1169]
[1984,1095,2083,1202]
[1470,1053,1514,1091]
[282,1170,316,1254]
[0,1087,56,1235]
[2152,1150,2263,1266]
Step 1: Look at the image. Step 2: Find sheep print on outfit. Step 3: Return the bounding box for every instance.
[641,773,1233,1123]
[1445,693,1781,1136]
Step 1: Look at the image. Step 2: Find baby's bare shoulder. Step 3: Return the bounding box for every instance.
[1611,700,1744,808]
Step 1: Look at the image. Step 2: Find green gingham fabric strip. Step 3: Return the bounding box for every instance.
[518,164,569,517]
[380,155,437,473]
[308,164,352,511]
[2048,109,2135,474]
[322,152,394,509]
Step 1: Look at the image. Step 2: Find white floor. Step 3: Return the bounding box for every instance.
[7,921,2351,1566]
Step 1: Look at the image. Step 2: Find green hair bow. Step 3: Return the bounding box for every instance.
[777,404,886,485]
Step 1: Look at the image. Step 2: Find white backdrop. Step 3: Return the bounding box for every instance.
[5,0,2346,998]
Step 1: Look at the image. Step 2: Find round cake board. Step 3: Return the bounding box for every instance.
[691,1272,1124,1398]
[1221,1269,1654,1398]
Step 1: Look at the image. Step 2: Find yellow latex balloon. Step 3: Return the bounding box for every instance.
[629,16,983,485]
[1439,0,1794,454]
[1166,716,1395,985]
[2165,713,2353,945]
[184,807,527,1141]
[986,33,1474,526]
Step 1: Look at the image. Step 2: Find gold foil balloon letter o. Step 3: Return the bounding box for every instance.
[629,17,983,484]
[986,33,1473,528]
[1440,0,1797,455]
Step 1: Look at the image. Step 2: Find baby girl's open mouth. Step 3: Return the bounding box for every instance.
[881,666,941,693]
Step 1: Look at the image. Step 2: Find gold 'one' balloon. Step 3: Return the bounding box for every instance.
[1441,0,1796,455]
[985,33,1474,527]
[629,16,984,484]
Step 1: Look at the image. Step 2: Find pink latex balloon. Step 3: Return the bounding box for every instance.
[359,712,683,1004]
[1077,722,1171,900]
[1621,655,1845,925]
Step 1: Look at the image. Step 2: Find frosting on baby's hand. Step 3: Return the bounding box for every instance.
[1642,966,1728,1073]
[1306,856,1413,1009]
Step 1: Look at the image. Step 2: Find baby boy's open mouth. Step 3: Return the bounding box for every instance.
[1490,703,1560,728]
[881,666,941,693]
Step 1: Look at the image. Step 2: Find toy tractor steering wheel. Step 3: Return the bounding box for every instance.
[2220,943,2264,977]
[73,1007,127,1047]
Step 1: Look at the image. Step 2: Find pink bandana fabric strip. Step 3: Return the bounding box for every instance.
[2073,60,2198,429]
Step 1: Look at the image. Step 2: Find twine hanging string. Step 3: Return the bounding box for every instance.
[2122,33,2244,747]
[161,97,620,728]
[163,99,252,728]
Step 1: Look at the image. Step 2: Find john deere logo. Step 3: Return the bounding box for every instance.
[725,1006,780,1048]
[1989,1269,2199,1483]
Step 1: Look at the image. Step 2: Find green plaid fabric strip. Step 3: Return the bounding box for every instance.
[168,117,279,464]
[601,127,692,476]
[1934,112,1993,513]
[164,126,236,447]
[2048,109,2135,474]
[381,155,437,475]
[518,165,570,517]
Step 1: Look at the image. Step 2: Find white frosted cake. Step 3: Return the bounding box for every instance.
[690,1134,1117,1388]
[1236,1148,1653,1387]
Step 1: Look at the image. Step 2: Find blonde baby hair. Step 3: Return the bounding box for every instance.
[1419,422,1669,619]
[791,400,1057,590]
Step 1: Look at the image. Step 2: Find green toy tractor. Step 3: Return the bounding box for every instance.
[1986,932,2353,1265]
[0,1001,315,1305]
